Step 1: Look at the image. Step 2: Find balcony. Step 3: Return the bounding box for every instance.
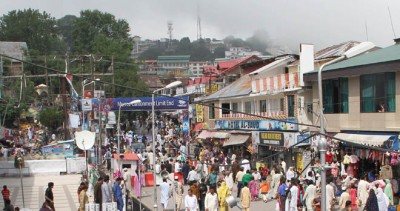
[252,72,300,94]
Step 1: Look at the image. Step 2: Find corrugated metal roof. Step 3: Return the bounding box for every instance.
[249,56,294,75]
[309,44,400,73]
[315,41,360,60]
[203,74,251,101]
[0,41,28,61]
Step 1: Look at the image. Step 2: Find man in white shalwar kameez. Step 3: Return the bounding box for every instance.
[204,186,218,211]
[326,182,335,211]
[289,179,298,211]
[269,170,283,199]
[160,178,171,211]
[225,171,234,192]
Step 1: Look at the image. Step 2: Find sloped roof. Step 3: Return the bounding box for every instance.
[219,55,262,75]
[315,41,360,60]
[217,58,245,70]
[203,74,251,101]
[0,41,28,61]
[307,43,400,74]
[249,56,295,76]
[140,74,165,89]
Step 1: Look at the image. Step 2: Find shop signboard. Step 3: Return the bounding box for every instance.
[82,99,92,111]
[214,119,298,131]
[296,132,311,146]
[259,132,284,146]
[195,104,204,122]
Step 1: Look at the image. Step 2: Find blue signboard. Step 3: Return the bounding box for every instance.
[296,132,311,146]
[83,96,189,111]
[214,119,298,131]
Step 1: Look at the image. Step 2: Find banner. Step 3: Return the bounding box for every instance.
[182,110,190,141]
[214,119,298,131]
[98,96,189,111]
[41,140,75,159]
[195,104,204,122]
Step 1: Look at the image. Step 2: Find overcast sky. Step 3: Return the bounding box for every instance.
[1,0,400,51]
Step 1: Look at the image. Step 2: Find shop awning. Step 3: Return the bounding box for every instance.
[334,133,393,147]
[197,130,216,139]
[214,132,230,139]
[193,123,203,131]
[223,134,250,147]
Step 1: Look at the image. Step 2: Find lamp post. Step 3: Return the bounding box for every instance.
[317,41,374,211]
[17,156,25,208]
[117,100,142,170]
[152,81,182,211]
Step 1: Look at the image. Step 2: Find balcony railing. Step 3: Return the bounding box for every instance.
[221,111,285,119]
[252,72,299,94]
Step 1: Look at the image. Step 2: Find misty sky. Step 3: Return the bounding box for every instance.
[1,0,400,51]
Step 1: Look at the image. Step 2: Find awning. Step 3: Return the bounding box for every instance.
[214,132,230,139]
[197,130,216,139]
[223,134,250,147]
[193,123,203,132]
[334,133,393,147]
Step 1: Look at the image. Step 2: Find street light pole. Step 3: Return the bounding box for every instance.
[152,81,182,211]
[317,42,374,211]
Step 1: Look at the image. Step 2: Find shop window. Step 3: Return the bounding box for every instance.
[323,78,349,113]
[232,102,240,113]
[360,73,395,112]
[221,103,230,115]
[209,103,215,119]
[287,95,295,117]
[259,100,267,113]
[244,101,253,114]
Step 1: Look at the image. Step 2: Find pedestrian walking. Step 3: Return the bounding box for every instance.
[101,176,112,203]
[2,185,10,209]
[289,179,298,211]
[104,148,112,171]
[217,182,230,211]
[3,199,14,211]
[113,178,124,211]
[241,182,251,211]
[199,178,208,211]
[174,176,184,211]
[94,177,103,210]
[45,182,55,211]
[204,186,218,211]
[184,189,199,211]
[79,184,89,211]
[249,176,258,201]
[160,178,171,211]
[303,180,317,211]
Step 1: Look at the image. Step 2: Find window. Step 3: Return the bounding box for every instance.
[221,103,230,115]
[209,103,215,119]
[360,73,395,112]
[287,95,295,117]
[259,100,267,113]
[244,101,253,114]
[232,102,240,113]
[322,78,349,113]
[280,98,284,112]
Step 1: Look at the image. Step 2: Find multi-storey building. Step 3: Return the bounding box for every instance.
[225,47,262,60]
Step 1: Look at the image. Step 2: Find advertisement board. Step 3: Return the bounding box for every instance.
[41,140,75,159]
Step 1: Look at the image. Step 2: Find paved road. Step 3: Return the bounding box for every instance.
[1,174,81,210]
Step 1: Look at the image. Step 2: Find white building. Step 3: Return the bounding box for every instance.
[225,47,262,60]
[189,61,212,77]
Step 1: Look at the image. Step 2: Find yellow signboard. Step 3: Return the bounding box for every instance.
[196,104,204,122]
[205,84,220,95]
[296,152,303,172]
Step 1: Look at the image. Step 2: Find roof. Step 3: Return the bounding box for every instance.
[203,74,251,101]
[218,55,262,75]
[157,55,190,62]
[249,56,295,76]
[217,58,245,70]
[139,74,165,89]
[315,41,360,60]
[307,44,400,74]
[113,153,139,161]
[0,41,28,61]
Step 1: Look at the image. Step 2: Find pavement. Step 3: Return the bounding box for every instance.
[1,174,82,210]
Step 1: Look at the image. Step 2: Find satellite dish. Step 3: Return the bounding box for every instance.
[75,130,96,150]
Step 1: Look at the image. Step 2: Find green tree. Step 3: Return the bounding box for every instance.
[213,46,226,59]
[57,15,78,51]
[72,10,132,59]
[0,98,26,128]
[39,107,64,130]
[0,9,64,54]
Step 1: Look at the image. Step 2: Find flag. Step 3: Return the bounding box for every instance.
[64,74,79,99]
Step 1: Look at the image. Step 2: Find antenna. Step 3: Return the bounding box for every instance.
[365,20,369,41]
[197,5,202,40]
[388,6,397,38]
[167,21,173,42]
